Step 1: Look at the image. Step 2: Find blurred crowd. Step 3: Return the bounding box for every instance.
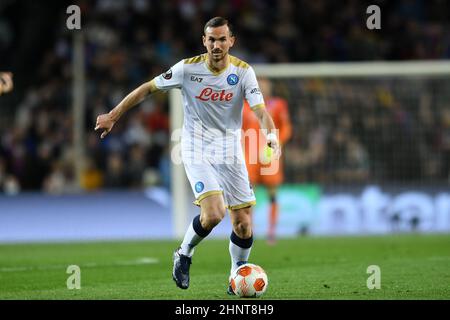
[280,78,450,184]
[0,0,449,193]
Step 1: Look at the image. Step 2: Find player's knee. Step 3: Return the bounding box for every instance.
[201,207,226,229]
[233,220,252,238]
[232,213,252,238]
[202,214,223,229]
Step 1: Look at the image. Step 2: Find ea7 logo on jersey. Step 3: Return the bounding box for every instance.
[162,69,172,80]
[195,87,233,102]
[190,76,203,83]
[250,87,261,95]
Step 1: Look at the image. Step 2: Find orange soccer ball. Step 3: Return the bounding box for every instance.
[230,263,268,298]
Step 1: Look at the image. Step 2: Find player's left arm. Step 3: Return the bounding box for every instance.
[252,106,281,159]
[243,66,281,158]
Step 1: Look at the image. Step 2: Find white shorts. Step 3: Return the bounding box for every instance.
[181,139,256,210]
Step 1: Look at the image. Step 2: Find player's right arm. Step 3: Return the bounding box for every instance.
[95,60,184,139]
[95,80,158,139]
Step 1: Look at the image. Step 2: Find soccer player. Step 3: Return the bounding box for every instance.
[242,78,292,244]
[0,72,13,95]
[94,17,281,294]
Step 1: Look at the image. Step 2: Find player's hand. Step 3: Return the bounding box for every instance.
[95,113,115,139]
[0,72,13,95]
[267,133,281,160]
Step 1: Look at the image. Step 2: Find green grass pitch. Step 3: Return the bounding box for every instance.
[0,234,449,299]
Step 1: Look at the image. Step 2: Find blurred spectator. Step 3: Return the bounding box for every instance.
[0,72,13,95]
[43,160,78,195]
[80,157,103,191]
[104,152,127,188]
[127,144,147,188]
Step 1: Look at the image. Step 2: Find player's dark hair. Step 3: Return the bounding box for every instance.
[204,17,234,36]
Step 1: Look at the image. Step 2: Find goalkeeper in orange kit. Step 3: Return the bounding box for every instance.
[242,77,292,244]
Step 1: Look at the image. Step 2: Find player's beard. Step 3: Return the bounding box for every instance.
[211,49,226,62]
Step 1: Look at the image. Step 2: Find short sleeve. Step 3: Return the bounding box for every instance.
[153,60,184,91]
[242,66,265,109]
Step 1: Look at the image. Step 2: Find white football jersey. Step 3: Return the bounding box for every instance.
[153,53,264,144]
[153,54,261,208]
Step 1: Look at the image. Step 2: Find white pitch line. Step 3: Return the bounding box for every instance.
[0,257,159,273]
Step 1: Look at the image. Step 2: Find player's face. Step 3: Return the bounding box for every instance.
[203,25,235,62]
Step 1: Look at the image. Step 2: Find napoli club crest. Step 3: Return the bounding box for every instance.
[227,74,239,85]
[195,181,204,193]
